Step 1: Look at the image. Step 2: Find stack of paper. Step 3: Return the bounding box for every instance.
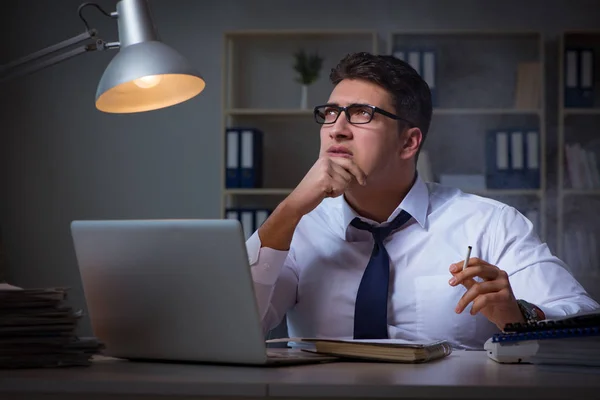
[0,284,103,369]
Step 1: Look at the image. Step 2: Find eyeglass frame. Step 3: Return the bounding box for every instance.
[313,103,416,127]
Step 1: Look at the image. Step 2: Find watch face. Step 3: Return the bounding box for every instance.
[518,300,538,323]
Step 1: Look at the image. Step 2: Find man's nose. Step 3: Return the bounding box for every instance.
[329,112,352,139]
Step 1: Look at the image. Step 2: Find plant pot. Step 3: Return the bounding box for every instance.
[300,84,308,109]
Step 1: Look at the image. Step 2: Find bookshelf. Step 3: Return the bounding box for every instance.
[557,30,600,298]
[0,229,5,283]
[220,29,547,242]
[388,30,547,241]
[221,30,378,237]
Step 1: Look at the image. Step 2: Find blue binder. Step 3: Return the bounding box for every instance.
[564,47,595,108]
[239,128,263,188]
[492,326,600,343]
[226,207,272,240]
[494,311,600,343]
[392,47,437,107]
[225,128,240,188]
[421,48,437,107]
[522,129,541,189]
[485,128,540,189]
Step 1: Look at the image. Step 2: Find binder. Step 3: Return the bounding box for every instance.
[510,131,524,170]
[580,49,594,107]
[225,129,240,188]
[564,48,595,108]
[492,326,600,343]
[524,129,540,188]
[225,208,272,240]
[225,208,239,221]
[485,128,540,189]
[524,208,539,235]
[240,128,264,188]
[407,50,421,75]
[393,48,437,106]
[254,209,269,230]
[422,49,437,107]
[240,209,254,240]
[503,310,600,334]
[485,311,600,366]
[485,129,508,188]
[564,49,579,107]
[392,50,406,62]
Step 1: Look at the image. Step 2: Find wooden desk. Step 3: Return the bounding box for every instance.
[1,350,599,400]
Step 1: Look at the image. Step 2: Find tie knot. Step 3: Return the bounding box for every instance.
[350,210,412,242]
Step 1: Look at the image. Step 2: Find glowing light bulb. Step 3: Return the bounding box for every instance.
[133,75,163,88]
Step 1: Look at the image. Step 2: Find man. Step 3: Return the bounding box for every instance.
[245,52,599,350]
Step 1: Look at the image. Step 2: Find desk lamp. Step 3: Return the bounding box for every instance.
[0,0,205,113]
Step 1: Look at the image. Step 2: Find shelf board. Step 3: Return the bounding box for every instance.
[224,188,541,197]
[224,29,376,37]
[225,188,293,196]
[225,109,313,116]
[225,108,541,117]
[563,108,600,116]
[391,30,542,36]
[433,108,541,115]
[561,189,600,196]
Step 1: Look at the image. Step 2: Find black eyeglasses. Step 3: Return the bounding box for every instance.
[313,103,416,127]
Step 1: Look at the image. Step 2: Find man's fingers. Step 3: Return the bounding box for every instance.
[449,257,494,273]
[449,264,500,285]
[329,161,353,184]
[322,163,353,197]
[329,157,367,186]
[470,291,513,315]
[322,179,344,197]
[455,281,504,314]
[326,175,351,198]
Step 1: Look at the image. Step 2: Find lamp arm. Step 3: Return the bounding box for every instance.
[0,33,120,84]
[0,45,90,84]
[0,30,95,75]
[0,2,121,84]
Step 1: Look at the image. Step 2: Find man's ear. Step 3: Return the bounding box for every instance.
[399,127,423,160]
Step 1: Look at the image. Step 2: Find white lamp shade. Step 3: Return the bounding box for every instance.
[95,40,205,113]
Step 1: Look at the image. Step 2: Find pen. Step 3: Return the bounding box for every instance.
[462,246,472,271]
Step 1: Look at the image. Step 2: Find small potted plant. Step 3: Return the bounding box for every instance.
[293,49,324,109]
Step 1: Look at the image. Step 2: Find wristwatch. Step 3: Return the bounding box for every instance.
[516,299,544,324]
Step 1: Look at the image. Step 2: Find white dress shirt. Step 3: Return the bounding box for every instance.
[246,176,600,349]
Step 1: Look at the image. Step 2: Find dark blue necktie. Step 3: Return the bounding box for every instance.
[351,210,412,339]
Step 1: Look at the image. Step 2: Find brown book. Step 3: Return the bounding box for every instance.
[266,338,452,363]
[514,62,541,109]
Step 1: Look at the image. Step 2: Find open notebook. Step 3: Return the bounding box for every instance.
[266,338,452,363]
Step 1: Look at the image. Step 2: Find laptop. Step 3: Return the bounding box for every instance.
[70,219,335,366]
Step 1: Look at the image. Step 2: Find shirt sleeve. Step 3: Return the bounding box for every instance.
[490,205,600,320]
[246,230,299,335]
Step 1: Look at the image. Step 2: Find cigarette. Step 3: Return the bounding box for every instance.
[462,246,472,271]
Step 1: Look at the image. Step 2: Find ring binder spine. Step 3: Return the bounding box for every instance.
[504,312,600,333]
[492,326,600,343]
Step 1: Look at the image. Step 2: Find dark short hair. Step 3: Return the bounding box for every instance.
[329,52,432,158]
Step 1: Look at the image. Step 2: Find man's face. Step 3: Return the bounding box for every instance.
[318,78,405,183]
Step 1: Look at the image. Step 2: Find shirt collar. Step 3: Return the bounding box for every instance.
[337,174,429,241]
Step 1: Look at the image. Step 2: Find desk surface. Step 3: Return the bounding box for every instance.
[1,350,600,400]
